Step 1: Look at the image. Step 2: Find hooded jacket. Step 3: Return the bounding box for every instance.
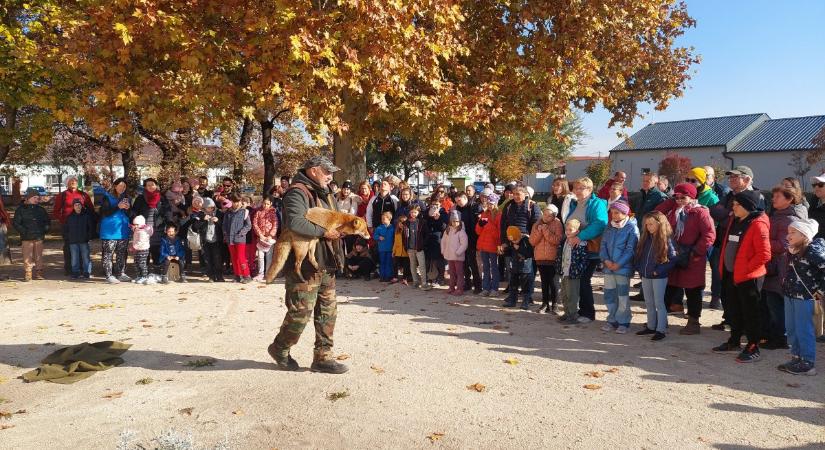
[373,223,395,253]
[13,203,50,241]
[160,235,186,260]
[599,217,639,277]
[440,225,468,261]
[529,217,563,263]
[130,224,153,251]
[222,207,252,244]
[764,204,807,294]
[782,238,825,300]
[696,185,719,208]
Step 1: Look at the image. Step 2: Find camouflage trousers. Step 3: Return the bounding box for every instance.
[272,270,337,362]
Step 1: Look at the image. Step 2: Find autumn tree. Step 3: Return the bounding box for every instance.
[366,134,429,182]
[658,152,692,186]
[586,159,613,191]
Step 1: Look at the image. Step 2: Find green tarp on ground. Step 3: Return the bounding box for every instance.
[22,341,131,384]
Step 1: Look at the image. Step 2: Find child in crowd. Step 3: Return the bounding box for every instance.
[529,204,563,313]
[392,212,411,285]
[557,219,588,323]
[12,189,50,281]
[223,193,252,283]
[373,211,395,282]
[63,199,94,280]
[503,226,534,309]
[130,215,154,284]
[401,204,431,290]
[634,211,677,341]
[779,218,824,376]
[475,191,501,297]
[193,197,225,282]
[160,223,187,283]
[425,200,448,285]
[346,238,375,280]
[441,210,468,296]
[599,201,639,334]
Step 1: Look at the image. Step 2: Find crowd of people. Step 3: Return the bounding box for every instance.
[1,164,824,376]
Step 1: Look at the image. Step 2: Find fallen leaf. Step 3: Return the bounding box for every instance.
[370,365,385,374]
[232,410,244,415]
[466,383,486,392]
[102,391,123,399]
[427,432,445,442]
[336,354,351,361]
[142,324,153,328]
[88,303,114,310]
[584,371,604,378]
[604,367,620,373]
[178,407,194,416]
[583,384,602,390]
[503,358,520,365]
[0,411,11,420]
[14,410,26,414]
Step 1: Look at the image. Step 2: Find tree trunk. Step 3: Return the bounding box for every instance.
[333,90,366,183]
[260,119,275,195]
[121,145,140,191]
[0,105,18,166]
[235,118,253,185]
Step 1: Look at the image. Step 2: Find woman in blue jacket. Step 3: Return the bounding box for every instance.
[99,178,132,283]
[599,201,639,334]
[565,177,608,323]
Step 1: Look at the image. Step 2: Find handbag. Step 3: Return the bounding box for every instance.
[586,235,602,253]
[673,244,694,269]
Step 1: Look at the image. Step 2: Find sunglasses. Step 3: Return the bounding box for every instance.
[814,182,825,188]
[685,178,698,183]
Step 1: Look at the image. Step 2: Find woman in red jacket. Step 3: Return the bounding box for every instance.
[712,190,771,363]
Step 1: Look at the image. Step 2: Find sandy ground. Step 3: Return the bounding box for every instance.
[0,243,823,450]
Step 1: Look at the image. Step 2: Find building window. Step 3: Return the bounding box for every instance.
[0,175,7,193]
[45,174,61,187]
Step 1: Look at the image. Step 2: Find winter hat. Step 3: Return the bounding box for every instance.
[673,182,697,199]
[689,167,707,185]
[506,226,522,241]
[481,187,493,197]
[609,200,630,215]
[789,218,819,242]
[486,192,500,205]
[342,180,353,190]
[734,190,762,212]
[133,215,146,226]
[544,204,559,216]
[450,210,461,222]
[25,188,40,199]
[191,196,204,208]
[202,197,216,209]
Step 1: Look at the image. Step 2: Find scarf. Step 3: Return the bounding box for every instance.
[144,190,161,209]
[611,216,629,228]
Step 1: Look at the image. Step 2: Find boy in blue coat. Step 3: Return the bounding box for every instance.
[373,211,395,282]
[599,201,639,333]
[160,223,187,283]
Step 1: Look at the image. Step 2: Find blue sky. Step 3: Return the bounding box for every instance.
[575,0,825,155]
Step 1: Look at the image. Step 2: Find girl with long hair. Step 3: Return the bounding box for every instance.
[634,211,677,341]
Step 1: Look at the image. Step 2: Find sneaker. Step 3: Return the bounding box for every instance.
[240,277,251,284]
[118,274,132,282]
[480,290,490,297]
[735,344,760,363]
[777,357,800,373]
[520,303,529,310]
[106,276,120,284]
[421,284,432,291]
[651,332,666,341]
[616,326,628,334]
[710,321,727,331]
[708,297,722,310]
[133,277,146,285]
[179,275,188,283]
[563,315,580,325]
[576,316,592,324]
[253,275,265,283]
[310,359,349,374]
[601,324,615,332]
[636,327,656,336]
[145,277,157,285]
[161,276,169,284]
[712,341,741,353]
[785,359,817,376]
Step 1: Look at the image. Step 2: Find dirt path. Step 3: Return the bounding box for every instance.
[0,245,823,449]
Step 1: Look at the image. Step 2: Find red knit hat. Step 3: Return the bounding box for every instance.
[673,183,697,199]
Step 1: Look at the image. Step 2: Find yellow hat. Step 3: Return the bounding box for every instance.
[689,167,707,185]
[506,226,522,241]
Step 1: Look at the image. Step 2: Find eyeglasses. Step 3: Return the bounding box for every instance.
[685,178,698,183]
[814,182,825,188]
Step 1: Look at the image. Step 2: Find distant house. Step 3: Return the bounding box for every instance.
[608,113,825,190]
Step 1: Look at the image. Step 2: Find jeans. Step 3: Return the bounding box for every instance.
[562,276,581,317]
[578,259,599,320]
[480,251,500,292]
[784,297,816,363]
[506,270,534,306]
[604,273,631,327]
[69,242,91,276]
[408,250,427,286]
[762,290,786,344]
[256,246,274,277]
[447,260,465,293]
[378,251,394,280]
[642,277,668,333]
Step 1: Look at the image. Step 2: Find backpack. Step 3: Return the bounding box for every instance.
[187,225,201,251]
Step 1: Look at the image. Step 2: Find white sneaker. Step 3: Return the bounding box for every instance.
[106,276,120,284]
[118,274,132,282]
[133,277,146,284]
[616,326,628,334]
[145,277,157,285]
[601,324,614,332]
[576,316,592,324]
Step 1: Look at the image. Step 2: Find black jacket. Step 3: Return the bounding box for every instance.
[454,202,482,248]
[809,199,825,241]
[63,210,94,244]
[12,204,50,241]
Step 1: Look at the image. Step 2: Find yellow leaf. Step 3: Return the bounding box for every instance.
[370,364,385,374]
[583,384,602,390]
[584,371,604,378]
[503,357,520,365]
[427,432,445,442]
[113,22,133,45]
[466,383,486,392]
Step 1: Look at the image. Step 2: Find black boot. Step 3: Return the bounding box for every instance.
[311,359,349,374]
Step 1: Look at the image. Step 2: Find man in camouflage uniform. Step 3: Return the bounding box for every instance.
[267,156,348,374]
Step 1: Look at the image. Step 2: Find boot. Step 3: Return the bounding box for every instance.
[679,317,701,335]
[536,302,549,313]
[34,270,45,280]
[23,267,32,282]
[708,296,722,310]
[311,359,349,374]
[267,343,299,371]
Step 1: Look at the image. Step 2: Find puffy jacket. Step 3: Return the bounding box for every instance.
[63,210,94,244]
[392,226,408,257]
[423,208,448,260]
[253,207,278,240]
[130,224,153,251]
[160,236,186,260]
[655,199,716,288]
[500,199,542,243]
[440,226,468,261]
[599,217,639,277]
[399,218,428,253]
[99,192,131,240]
[131,193,168,248]
[557,239,589,278]
[782,238,825,299]
[373,223,395,253]
[222,207,252,244]
[475,210,501,254]
[566,194,608,258]
[529,218,563,263]
[12,204,50,241]
[52,188,93,224]
[696,186,719,208]
[634,238,677,279]
[764,204,807,294]
[719,212,771,284]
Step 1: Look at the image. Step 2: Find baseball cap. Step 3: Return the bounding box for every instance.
[811,172,825,184]
[303,155,340,173]
[725,165,754,178]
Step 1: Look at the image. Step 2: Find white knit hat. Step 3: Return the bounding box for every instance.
[133,215,146,226]
[544,204,559,216]
[789,218,819,242]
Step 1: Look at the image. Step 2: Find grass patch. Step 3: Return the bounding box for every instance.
[135,377,154,385]
[326,390,350,402]
[184,358,216,368]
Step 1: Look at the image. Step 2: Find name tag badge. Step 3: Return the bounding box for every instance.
[728,235,740,243]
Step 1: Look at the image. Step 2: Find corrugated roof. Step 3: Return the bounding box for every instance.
[729,115,825,153]
[611,113,768,151]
